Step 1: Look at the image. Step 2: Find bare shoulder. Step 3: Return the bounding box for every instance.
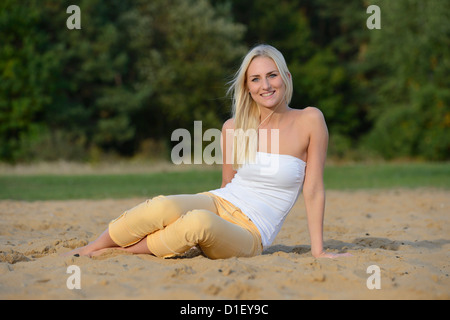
[222,118,235,130]
[290,107,326,125]
[300,106,325,119]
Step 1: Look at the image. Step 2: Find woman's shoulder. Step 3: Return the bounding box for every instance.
[290,106,326,124]
[291,106,324,116]
[222,118,235,130]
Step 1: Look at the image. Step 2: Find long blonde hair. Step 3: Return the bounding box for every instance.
[227,44,293,169]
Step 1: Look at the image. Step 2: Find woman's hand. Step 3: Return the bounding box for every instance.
[313,251,353,259]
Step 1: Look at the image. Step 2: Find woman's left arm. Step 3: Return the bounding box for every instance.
[302,108,350,259]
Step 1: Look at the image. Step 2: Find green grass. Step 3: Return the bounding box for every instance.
[0,162,448,201]
[0,170,222,201]
[324,162,450,190]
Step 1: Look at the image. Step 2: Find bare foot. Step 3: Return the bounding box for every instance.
[60,229,119,257]
[60,245,91,257]
[88,247,124,257]
[314,251,353,259]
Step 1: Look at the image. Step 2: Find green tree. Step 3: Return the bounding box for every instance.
[0,0,246,162]
[133,0,246,143]
[362,0,450,160]
[0,0,64,161]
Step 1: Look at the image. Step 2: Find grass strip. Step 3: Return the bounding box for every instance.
[0,162,448,201]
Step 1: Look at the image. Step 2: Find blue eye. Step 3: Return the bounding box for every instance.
[251,78,259,82]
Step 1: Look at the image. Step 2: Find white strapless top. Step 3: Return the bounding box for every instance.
[209,152,306,248]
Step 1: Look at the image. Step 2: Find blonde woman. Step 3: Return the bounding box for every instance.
[64,44,350,259]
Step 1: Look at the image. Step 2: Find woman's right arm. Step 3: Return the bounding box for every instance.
[220,118,237,188]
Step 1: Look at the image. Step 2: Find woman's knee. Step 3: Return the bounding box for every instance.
[145,195,172,211]
[181,210,219,235]
[143,195,183,217]
[146,194,205,215]
[123,195,182,232]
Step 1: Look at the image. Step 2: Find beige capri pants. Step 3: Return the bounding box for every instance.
[108,192,262,259]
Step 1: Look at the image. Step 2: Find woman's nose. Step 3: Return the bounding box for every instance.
[262,77,271,90]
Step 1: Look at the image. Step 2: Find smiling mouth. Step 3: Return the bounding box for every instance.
[261,91,275,97]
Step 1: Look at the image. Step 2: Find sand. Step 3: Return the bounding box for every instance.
[0,189,449,300]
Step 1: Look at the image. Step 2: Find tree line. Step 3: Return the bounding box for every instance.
[1,0,448,163]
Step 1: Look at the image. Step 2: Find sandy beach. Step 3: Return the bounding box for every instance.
[0,189,449,300]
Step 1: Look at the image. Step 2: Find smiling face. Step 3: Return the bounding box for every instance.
[246,56,287,110]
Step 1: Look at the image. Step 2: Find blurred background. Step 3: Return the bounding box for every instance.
[1,0,449,165]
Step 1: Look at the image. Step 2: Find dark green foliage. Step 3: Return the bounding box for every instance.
[1,0,448,162]
[361,0,450,160]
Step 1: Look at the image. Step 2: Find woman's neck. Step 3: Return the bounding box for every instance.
[258,103,290,129]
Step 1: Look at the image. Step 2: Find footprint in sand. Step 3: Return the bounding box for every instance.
[0,249,31,264]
